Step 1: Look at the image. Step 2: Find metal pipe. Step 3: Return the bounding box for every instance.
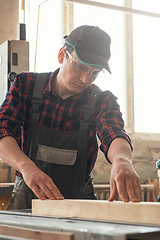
[64,0,160,19]
[34,0,50,72]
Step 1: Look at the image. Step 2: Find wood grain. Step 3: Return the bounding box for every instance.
[0,224,74,240]
[32,199,160,227]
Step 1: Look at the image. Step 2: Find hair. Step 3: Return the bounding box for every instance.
[63,43,74,58]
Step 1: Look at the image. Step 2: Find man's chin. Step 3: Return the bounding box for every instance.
[73,83,85,91]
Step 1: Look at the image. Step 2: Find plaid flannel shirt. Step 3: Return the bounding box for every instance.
[0,69,132,180]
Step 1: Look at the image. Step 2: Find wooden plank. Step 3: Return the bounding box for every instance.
[0,224,74,240]
[32,199,160,227]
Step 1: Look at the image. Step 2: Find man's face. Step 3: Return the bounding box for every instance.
[58,48,102,95]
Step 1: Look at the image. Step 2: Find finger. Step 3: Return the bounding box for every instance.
[116,181,129,202]
[39,182,64,200]
[39,184,56,200]
[32,184,47,200]
[124,177,141,202]
[134,179,141,201]
[125,180,137,202]
[108,180,118,201]
[40,191,48,200]
[126,180,141,202]
[45,180,64,200]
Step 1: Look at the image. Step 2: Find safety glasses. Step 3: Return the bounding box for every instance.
[65,49,104,79]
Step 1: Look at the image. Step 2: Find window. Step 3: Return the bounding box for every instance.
[74,0,127,122]
[27,0,160,136]
[26,0,62,72]
[132,0,160,133]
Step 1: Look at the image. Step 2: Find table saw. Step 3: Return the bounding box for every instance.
[0,199,160,240]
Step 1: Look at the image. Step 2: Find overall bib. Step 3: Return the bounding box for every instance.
[7,73,102,210]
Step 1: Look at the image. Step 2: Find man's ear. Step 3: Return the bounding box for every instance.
[58,48,65,63]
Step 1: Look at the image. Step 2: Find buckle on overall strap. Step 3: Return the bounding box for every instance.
[82,106,94,124]
[31,97,43,112]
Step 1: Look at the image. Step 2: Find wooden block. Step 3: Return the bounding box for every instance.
[32,199,160,227]
[0,224,74,240]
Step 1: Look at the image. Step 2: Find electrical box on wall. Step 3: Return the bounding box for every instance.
[0,40,29,105]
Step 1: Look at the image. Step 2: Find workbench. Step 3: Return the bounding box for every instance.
[0,183,14,195]
[0,209,160,240]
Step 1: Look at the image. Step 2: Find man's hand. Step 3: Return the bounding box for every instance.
[22,161,64,200]
[107,138,141,202]
[0,136,64,200]
[108,158,141,202]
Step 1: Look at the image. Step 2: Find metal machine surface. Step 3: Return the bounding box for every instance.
[0,210,160,240]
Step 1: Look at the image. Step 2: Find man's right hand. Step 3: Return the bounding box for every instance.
[0,136,64,200]
[22,161,64,200]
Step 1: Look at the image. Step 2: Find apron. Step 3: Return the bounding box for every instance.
[7,73,102,210]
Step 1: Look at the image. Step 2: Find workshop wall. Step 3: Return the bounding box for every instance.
[0,0,19,45]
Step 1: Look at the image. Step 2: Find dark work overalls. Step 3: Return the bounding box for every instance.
[7,73,102,210]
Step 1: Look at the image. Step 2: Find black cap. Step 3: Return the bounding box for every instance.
[64,25,111,73]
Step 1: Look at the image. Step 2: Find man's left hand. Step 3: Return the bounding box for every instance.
[107,138,141,202]
[108,158,141,202]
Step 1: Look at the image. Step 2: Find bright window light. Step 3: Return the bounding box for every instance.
[133,0,160,133]
[28,0,62,72]
[74,1,127,123]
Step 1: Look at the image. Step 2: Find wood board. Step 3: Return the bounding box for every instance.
[0,224,74,240]
[32,199,160,227]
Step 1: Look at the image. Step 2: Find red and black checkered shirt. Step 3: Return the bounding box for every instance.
[0,69,132,180]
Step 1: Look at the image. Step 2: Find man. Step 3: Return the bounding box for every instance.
[0,25,141,209]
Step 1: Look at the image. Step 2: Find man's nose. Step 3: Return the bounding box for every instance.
[80,72,91,83]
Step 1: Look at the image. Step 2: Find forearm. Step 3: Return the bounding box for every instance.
[0,136,36,174]
[107,137,132,164]
[107,137,141,202]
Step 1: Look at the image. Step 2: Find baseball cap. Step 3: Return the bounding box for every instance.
[64,25,111,74]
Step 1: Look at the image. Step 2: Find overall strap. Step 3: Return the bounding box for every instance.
[32,73,48,112]
[24,72,48,157]
[79,85,102,132]
[82,85,102,123]
[31,73,48,124]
